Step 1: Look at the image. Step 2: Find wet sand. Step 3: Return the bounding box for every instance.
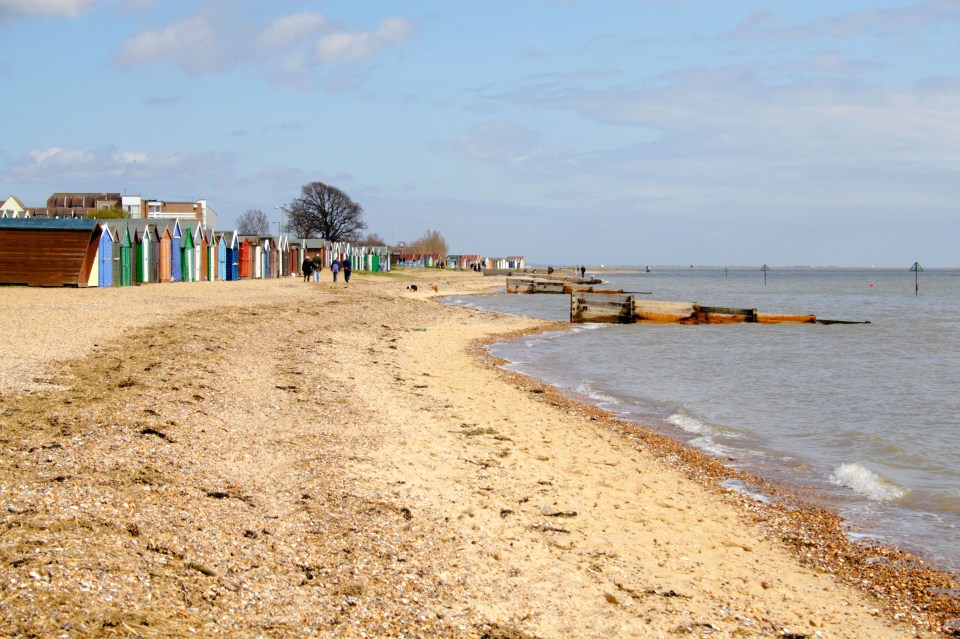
[0,270,956,637]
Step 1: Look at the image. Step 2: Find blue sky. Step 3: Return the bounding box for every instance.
[1,0,957,267]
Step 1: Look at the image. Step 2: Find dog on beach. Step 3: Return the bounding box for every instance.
[431,284,439,293]
[407,284,418,292]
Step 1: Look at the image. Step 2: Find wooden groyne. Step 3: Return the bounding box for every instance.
[506,276,623,295]
[570,292,868,325]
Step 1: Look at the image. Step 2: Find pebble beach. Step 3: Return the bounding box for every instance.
[1,269,958,638]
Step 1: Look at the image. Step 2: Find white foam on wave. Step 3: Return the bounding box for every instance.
[829,463,907,502]
[719,478,772,504]
[577,323,606,331]
[667,413,711,435]
[576,380,619,405]
[689,435,733,457]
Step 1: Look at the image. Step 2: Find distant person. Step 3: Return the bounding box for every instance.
[580,266,586,278]
[301,257,313,283]
[547,266,554,275]
[312,255,322,282]
[342,256,351,284]
[331,257,341,282]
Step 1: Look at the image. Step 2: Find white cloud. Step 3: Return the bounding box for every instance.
[0,0,97,18]
[445,122,544,166]
[314,17,415,64]
[6,146,234,188]
[464,63,960,233]
[115,10,418,82]
[117,15,233,75]
[257,11,325,49]
[724,0,960,41]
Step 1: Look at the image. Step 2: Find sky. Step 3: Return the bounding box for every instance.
[1,0,957,267]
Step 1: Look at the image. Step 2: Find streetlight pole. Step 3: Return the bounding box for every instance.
[274,205,285,236]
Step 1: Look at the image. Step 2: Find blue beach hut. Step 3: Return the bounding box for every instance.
[171,220,183,282]
[225,231,238,281]
[216,233,227,281]
[97,222,113,287]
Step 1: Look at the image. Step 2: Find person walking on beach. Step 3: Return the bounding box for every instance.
[331,257,341,283]
[342,256,351,284]
[311,255,322,283]
[301,257,313,283]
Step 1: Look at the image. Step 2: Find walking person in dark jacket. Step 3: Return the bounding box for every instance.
[342,256,351,284]
[301,257,313,283]
[331,257,340,282]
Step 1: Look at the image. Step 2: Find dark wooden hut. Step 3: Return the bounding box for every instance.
[0,218,103,287]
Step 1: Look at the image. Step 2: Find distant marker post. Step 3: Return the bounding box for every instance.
[761,264,769,285]
[910,261,923,295]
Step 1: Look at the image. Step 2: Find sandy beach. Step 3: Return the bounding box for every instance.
[1,270,957,638]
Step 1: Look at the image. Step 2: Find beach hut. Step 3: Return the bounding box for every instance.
[118,224,133,286]
[201,229,212,281]
[134,226,150,284]
[182,226,195,282]
[148,226,160,284]
[214,233,226,281]
[250,238,263,279]
[260,238,271,279]
[97,222,114,287]
[226,232,238,281]
[280,236,293,276]
[204,230,217,281]
[271,237,279,277]
[216,233,226,281]
[289,240,304,276]
[270,237,280,278]
[110,226,122,287]
[0,218,104,287]
[170,221,183,282]
[190,225,203,282]
[158,224,172,283]
[238,238,251,279]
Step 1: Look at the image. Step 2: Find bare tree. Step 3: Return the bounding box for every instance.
[362,232,387,246]
[408,229,448,256]
[286,182,366,241]
[237,208,271,235]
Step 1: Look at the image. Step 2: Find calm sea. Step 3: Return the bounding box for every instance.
[444,268,960,574]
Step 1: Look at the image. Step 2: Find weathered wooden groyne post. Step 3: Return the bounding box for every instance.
[571,292,635,323]
[569,293,839,325]
[508,276,626,295]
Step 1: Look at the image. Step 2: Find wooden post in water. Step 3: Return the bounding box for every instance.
[571,292,634,323]
[910,261,923,295]
[761,264,769,285]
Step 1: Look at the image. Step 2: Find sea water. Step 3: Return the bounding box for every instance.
[444,268,960,574]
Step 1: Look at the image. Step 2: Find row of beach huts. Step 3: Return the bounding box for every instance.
[0,217,390,288]
[0,217,525,288]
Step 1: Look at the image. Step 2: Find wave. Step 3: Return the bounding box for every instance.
[829,463,907,502]
[689,435,734,456]
[667,413,712,435]
[575,380,620,405]
[719,478,772,504]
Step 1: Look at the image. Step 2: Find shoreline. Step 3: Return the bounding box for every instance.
[453,276,960,634]
[0,271,957,637]
[473,325,960,634]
